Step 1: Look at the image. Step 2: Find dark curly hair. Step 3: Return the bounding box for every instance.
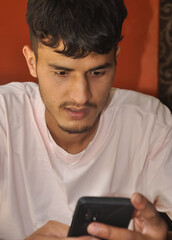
[26,0,127,58]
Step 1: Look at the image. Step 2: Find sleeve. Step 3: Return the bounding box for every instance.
[0,125,7,192]
[142,124,172,219]
[0,95,8,204]
[0,124,7,163]
[0,94,7,164]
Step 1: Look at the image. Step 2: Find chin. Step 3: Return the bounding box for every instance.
[58,124,91,134]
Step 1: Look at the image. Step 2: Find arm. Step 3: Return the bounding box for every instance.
[87,193,171,240]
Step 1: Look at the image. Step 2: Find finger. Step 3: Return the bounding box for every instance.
[131,193,168,238]
[27,237,60,240]
[62,237,91,240]
[131,193,158,219]
[26,236,91,240]
[87,222,143,240]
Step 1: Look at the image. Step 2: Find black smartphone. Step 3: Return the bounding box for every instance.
[68,196,134,237]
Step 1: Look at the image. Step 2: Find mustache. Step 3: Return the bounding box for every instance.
[59,101,97,109]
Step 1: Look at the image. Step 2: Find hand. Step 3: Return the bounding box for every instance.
[25,221,69,239]
[25,220,91,240]
[87,193,168,240]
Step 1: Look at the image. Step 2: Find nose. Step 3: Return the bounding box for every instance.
[69,74,92,105]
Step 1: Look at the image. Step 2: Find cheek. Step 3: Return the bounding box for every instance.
[39,79,69,114]
[37,75,56,106]
[38,71,60,96]
[92,80,113,101]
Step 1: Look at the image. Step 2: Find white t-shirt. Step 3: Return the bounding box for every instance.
[0,82,172,240]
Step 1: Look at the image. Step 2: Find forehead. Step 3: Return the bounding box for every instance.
[37,43,115,69]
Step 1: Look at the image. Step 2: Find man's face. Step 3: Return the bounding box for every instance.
[24,43,117,134]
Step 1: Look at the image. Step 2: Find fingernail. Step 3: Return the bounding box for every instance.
[87,223,99,235]
[134,194,142,203]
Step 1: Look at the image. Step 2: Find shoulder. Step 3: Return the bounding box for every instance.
[107,88,172,127]
[0,81,38,97]
[0,82,39,108]
[0,82,40,124]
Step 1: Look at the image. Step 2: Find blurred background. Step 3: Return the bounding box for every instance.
[0,0,172,111]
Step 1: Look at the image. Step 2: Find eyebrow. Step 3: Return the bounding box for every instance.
[89,63,112,72]
[48,63,112,72]
[48,64,74,71]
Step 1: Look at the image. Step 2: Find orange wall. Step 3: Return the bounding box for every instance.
[115,0,160,96]
[0,0,159,96]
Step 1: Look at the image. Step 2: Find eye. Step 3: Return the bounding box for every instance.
[89,70,106,77]
[54,71,68,77]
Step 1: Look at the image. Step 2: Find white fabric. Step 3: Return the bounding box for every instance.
[0,82,172,240]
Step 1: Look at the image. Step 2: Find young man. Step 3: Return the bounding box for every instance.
[0,0,172,239]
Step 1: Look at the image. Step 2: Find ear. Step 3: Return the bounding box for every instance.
[22,45,37,78]
[114,46,121,65]
[116,46,121,58]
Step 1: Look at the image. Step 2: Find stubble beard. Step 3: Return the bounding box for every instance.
[57,124,92,134]
[57,101,99,134]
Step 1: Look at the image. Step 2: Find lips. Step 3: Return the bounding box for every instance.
[65,107,89,120]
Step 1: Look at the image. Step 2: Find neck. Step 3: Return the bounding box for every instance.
[45,111,99,154]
